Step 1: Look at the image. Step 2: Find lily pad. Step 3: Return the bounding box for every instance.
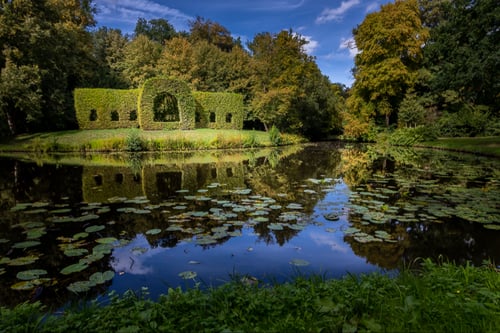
[73,232,89,240]
[89,270,115,284]
[483,224,500,230]
[64,248,89,257]
[268,223,284,231]
[7,255,39,266]
[95,237,118,244]
[324,213,340,221]
[289,259,310,266]
[85,225,106,233]
[178,271,197,279]
[145,228,162,235]
[67,280,95,293]
[60,262,88,275]
[16,269,48,281]
[12,240,41,249]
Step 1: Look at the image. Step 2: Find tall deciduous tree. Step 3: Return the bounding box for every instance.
[90,27,129,88]
[189,16,235,52]
[134,18,176,45]
[122,34,161,88]
[348,0,428,129]
[0,0,96,135]
[248,30,340,137]
[423,0,499,110]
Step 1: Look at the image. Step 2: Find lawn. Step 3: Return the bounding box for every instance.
[419,136,500,157]
[0,128,305,153]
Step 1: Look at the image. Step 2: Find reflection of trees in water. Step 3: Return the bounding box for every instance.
[342,145,500,269]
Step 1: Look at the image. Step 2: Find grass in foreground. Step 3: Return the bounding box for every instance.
[0,128,305,153]
[1,260,499,333]
[419,136,500,157]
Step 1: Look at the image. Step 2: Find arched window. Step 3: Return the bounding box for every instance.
[153,92,179,122]
[209,112,216,123]
[225,113,232,123]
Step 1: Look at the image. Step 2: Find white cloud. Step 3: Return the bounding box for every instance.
[365,2,380,13]
[94,0,193,31]
[302,35,320,55]
[316,0,360,24]
[339,37,358,58]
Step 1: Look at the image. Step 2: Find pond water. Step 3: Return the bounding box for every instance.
[0,142,499,309]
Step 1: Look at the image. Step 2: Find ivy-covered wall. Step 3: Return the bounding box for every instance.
[74,78,244,131]
[193,92,244,130]
[74,88,140,129]
[138,77,196,130]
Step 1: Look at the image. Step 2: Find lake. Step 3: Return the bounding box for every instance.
[0,142,499,309]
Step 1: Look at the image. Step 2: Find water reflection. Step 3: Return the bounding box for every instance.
[0,143,499,309]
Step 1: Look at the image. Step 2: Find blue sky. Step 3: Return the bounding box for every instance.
[93,0,390,86]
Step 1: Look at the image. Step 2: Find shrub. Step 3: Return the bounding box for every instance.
[125,130,146,152]
[269,125,282,145]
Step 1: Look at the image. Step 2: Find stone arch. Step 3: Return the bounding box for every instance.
[138,77,196,130]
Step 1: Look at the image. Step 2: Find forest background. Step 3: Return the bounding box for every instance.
[0,0,498,142]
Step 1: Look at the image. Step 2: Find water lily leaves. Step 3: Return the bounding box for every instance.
[89,270,115,284]
[268,223,284,231]
[131,247,148,255]
[324,213,340,221]
[7,255,39,266]
[67,280,95,293]
[60,262,88,275]
[11,279,50,291]
[178,271,197,279]
[12,240,41,249]
[25,228,46,240]
[10,203,31,212]
[95,237,117,244]
[289,259,310,266]
[73,232,89,240]
[286,203,303,210]
[16,269,48,280]
[92,243,114,255]
[483,224,500,230]
[64,248,89,257]
[145,228,162,235]
[85,225,106,233]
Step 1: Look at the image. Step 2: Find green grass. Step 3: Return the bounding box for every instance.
[418,136,500,157]
[1,260,499,333]
[0,128,306,153]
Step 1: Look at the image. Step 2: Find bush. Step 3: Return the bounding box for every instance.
[386,126,438,146]
[269,125,282,145]
[436,106,490,137]
[125,130,146,152]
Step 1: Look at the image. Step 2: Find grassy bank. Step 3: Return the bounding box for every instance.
[1,260,499,332]
[418,136,500,157]
[0,128,306,153]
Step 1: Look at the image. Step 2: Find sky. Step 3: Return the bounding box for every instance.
[93,0,391,87]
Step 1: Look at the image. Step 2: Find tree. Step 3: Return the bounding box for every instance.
[248,30,341,137]
[134,18,176,45]
[90,27,129,88]
[0,0,96,134]
[423,0,499,110]
[122,34,161,88]
[189,16,235,52]
[349,0,429,128]
[158,36,194,84]
[0,58,42,136]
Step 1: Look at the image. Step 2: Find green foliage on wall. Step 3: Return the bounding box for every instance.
[138,77,196,130]
[75,78,245,132]
[193,92,244,130]
[74,88,140,129]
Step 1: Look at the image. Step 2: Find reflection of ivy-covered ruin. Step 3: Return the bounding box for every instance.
[74,77,244,130]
